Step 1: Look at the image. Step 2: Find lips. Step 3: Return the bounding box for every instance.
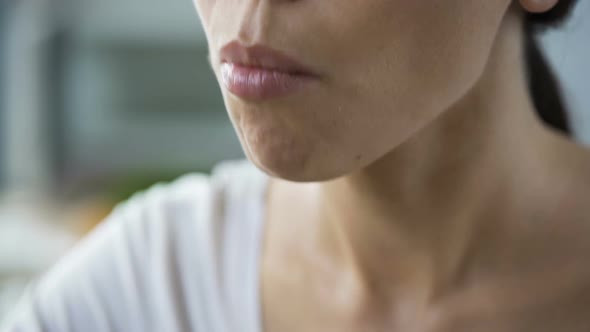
[219,41,319,101]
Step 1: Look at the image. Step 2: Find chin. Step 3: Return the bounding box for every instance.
[244,138,316,182]
[225,99,375,182]
[241,135,349,182]
[246,144,367,183]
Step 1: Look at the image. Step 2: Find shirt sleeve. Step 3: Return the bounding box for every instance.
[0,174,211,332]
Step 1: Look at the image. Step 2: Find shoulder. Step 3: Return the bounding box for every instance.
[1,159,267,332]
[103,158,265,252]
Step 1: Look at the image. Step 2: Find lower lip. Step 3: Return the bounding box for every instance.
[221,63,317,101]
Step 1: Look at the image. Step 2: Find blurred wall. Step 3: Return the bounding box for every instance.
[2,0,55,193]
[58,0,244,189]
[0,1,7,188]
[542,1,590,143]
[1,0,245,199]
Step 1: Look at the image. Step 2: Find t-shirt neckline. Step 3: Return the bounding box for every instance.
[247,167,271,332]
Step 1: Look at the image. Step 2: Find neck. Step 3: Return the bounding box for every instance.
[307,9,567,301]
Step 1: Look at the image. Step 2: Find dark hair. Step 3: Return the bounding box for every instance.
[524,0,579,135]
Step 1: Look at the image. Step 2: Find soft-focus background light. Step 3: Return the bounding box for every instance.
[0,0,589,321]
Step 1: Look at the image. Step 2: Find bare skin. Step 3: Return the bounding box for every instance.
[190,0,590,330]
[261,7,590,332]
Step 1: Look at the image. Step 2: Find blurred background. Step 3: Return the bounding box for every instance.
[0,0,589,322]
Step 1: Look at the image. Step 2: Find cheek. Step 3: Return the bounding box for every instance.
[287,1,512,176]
[333,2,509,97]
[323,2,510,139]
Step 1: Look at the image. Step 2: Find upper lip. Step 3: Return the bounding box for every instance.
[219,41,318,77]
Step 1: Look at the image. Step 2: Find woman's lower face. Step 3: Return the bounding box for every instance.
[192,0,513,181]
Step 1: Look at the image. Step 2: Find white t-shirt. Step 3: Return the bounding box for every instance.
[1,159,270,332]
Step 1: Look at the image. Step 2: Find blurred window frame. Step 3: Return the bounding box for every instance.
[0,0,16,189]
